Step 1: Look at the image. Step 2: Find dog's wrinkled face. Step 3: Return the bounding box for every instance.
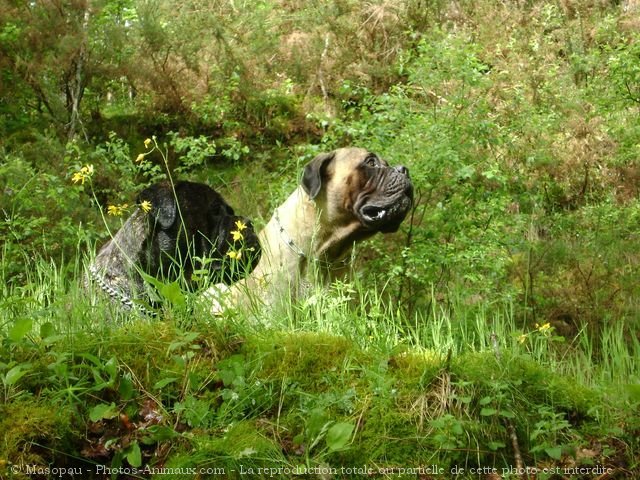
[302,147,413,234]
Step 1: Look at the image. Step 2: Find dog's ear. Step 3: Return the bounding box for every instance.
[208,196,235,218]
[137,184,177,229]
[302,151,335,200]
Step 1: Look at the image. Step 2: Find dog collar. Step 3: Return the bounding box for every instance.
[89,264,157,317]
[272,209,352,270]
[274,209,307,259]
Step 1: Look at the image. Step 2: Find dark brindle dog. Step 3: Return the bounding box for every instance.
[88,181,261,312]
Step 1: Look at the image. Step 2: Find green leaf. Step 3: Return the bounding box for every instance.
[154,377,178,389]
[219,369,237,387]
[4,365,28,386]
[292,433,304,446]
[141,426,178,444]
[139,274,185,307]
[119,374,135,400]
[307,408,328,438]
[482,169,496,180]
[624,383,640,403]
[90,367,108,391]
[478,396,492,405]
[9,318,32,342]
[326,422,355,452]
[105,357,118,380]
[487,441,506,450]
[456,164,475,180]
[160,280,186,306]
[545,446,563,460]
[40,322,55,339]
[167,332,200,353]
[237,447,257,458]
[480,407,498,416]
[111,451,123,480]
[80,353,102,368]
[89,402,118,422]
[140,271,165,290]
[125,441,142,467]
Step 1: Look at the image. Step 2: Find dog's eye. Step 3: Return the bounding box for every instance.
[365,155,380,168]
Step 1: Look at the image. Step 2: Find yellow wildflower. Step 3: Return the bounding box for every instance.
[518,334,528,344]
[71,164,94,184]
[71,172,84,184]
[139,200,152,213]
[135,153,146,163]
[536,322,552,333]
[227,249,242,260]
[231,230,244,242]
[235,220,247,231]
[144,138,152,149]
[107,203,129,216]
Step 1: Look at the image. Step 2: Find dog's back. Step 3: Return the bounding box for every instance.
[87,181,261,313]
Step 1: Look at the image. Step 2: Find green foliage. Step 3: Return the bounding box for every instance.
[305,5,640,335]
[2,0,640,477]
[1,153,94,287]
[529,406,575,461]
[1,254,638,476]
[320,33,522,312]
[608,35,640,105]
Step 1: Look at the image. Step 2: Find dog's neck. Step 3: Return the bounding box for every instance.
[273,187,317,258]
[254,186,365,284]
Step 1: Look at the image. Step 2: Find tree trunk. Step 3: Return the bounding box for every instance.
[67,6,91,142]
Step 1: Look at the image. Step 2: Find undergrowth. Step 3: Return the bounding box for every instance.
[2,0,640,478]
[1,248,638,479]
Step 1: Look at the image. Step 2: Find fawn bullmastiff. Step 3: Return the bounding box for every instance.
[207,147,413,312]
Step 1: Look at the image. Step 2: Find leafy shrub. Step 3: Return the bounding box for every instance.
[309,10,640,336]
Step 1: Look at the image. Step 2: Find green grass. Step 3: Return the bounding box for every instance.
[3,2,640,477]
[1,245,638,479]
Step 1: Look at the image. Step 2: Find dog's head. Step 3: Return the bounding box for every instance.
[138,181,261,285]
[302,148,413,234]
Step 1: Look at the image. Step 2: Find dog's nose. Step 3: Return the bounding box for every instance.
[394,165,409,176]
